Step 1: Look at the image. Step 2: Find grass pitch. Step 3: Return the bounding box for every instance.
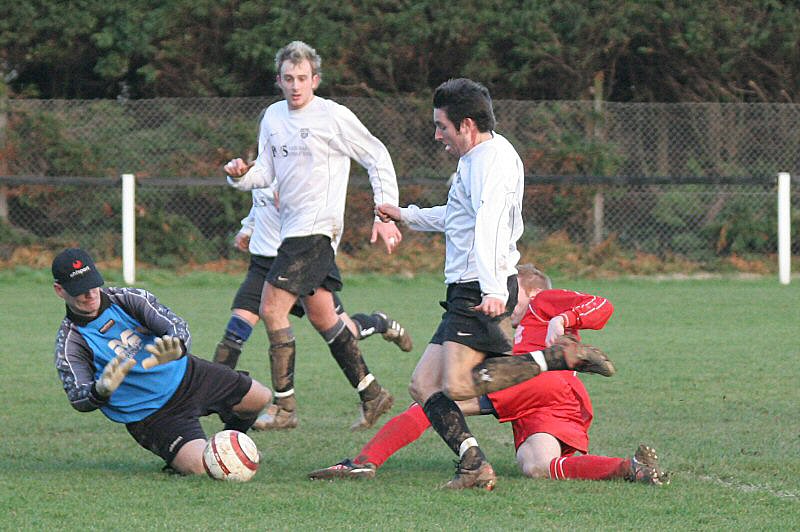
[1,269,798,530]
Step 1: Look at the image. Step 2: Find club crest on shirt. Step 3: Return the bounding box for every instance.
[300,128,309,138]
[108,329,143,359]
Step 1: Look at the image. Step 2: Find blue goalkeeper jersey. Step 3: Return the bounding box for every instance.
[78,304,187,423]
[54,287,192,424]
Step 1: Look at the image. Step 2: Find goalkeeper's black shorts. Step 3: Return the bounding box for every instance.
[125,355,253,464]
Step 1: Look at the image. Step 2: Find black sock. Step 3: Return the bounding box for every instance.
[359,380,381,402]
[350,312,388,338]
[422,392,484,468]
[477,394,498,417]
[322,321,379,401]
[223,413,258,433]
[460,446,484,470]
[219,401,258,433]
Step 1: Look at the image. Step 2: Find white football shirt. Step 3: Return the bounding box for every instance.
[400,132,524,302]
[228,96,399,248]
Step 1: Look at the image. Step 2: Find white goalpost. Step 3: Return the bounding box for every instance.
[121,173,136,284]
[777,172,791,285]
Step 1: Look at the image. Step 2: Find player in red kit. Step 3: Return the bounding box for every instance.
[309,264,668,485]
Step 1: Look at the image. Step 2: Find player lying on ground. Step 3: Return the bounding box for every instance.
[52,248,272,475]
[224,41,402,433]
[309,265,668,486]
[375,78,614,490]
[213,185,412,432]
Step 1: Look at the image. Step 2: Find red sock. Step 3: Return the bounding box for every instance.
[355,403,430,468]
[549,455,630,480]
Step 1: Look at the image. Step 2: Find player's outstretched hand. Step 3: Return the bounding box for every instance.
[96,353,136,398]
[375,204,401,223]
[142,335,184,369]
[545,316,566,347]
[371,220,402,254]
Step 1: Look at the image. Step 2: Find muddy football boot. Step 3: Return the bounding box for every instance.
[251,403,298,431]
[350,387,395,431]
[546,334,615,376]
[444,459,496,491]
[626,444,669,486]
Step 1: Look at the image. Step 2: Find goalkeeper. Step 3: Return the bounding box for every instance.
[51,248,272,475]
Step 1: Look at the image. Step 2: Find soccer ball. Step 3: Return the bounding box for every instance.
[202,430,260,482]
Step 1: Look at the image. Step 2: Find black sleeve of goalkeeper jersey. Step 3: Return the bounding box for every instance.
[54,318,108,412]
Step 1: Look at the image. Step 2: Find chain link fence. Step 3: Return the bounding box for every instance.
[5,97,800,178]
[1,97,798,275]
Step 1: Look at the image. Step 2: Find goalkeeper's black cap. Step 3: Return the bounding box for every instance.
[52,248,105,296]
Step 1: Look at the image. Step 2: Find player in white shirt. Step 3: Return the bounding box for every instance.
[224,41,402,431]
[377,78,614,490]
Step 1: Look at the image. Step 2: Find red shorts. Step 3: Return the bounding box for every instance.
[487,371,593,453]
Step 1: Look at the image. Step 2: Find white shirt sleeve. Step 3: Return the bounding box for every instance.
[228,111,277,190]
[330,105,400,209]
[239,205,255,236]
[400,205,446,232]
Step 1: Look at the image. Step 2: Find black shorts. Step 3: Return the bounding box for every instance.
[232,254,344,317]
[232,255,276,314]
[267,235,343,296]
[125,355,253,465]
[430,276,518,356]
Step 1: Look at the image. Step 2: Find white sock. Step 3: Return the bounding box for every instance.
[356,373,375,392]
[459,437,479,458]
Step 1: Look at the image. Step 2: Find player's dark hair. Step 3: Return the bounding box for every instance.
[433,78,496,132]
[517,264,552,291]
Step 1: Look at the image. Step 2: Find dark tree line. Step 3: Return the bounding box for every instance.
[2,0,799,102]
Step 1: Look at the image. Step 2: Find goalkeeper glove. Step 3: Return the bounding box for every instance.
[142,335,184,369]
[95,353,137,398]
